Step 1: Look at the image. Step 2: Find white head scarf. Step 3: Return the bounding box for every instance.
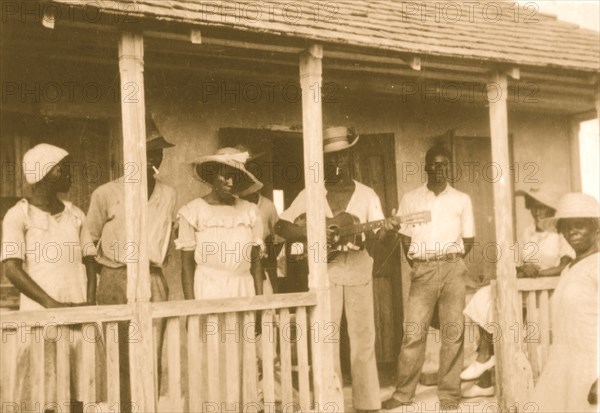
[22,143,69,184]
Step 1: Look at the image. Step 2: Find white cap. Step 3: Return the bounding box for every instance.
[22,143,69,184]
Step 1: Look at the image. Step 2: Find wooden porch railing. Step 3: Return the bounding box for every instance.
[516,276,560,381]
[1,292,319,412]
[1,304,132,410]
[492,275,560,394]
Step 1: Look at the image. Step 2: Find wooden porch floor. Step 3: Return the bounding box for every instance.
[342,384,497,413]
[341,363,497,413]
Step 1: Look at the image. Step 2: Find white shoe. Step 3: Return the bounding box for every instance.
[460,356,495,381]
[462,384,495,398]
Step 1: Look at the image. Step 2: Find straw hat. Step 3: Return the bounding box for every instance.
[515,187,560,211]
[22,143,69,184]
[539,192,600,231]
[192,147,263,195]
[146,118,175,151]
[323,126,359,153]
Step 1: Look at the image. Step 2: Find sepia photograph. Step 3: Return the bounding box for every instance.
[0,1,599,412]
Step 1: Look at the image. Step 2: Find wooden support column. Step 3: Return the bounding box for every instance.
[117,31,156,411]
[487,71,532,410]
[569,118,582,192]
[299,44,344,411]
[596,81,600,122]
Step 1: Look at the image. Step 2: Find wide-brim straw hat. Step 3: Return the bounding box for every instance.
[323,126,359,153]
[193,147,263,195]
[539,192,600,231]
[515,187,560,211]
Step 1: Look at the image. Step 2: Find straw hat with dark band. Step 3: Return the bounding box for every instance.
[192,147,263,195]
[323,126,359,153]
[539,192,600,232]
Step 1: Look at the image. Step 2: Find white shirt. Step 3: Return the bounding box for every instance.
[1,200,96,310]
[398,183,475,258]
[520,225,575,269]
[280,181,385,285]
[85,179,176,268]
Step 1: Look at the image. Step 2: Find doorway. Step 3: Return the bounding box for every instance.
[219,128,403,368]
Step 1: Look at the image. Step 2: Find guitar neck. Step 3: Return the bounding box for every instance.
[337,214,428,237]
[337,219,388,237]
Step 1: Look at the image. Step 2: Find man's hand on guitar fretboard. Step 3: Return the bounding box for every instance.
[382,209,400,232]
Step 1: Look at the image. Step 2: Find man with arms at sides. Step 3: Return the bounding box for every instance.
[85,118,176,412]
[383,145,475,411]
[276,126,397,413]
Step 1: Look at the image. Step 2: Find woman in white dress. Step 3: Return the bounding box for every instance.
[176,148,264,412]
[1,144,101,407]
[530,192,599,412]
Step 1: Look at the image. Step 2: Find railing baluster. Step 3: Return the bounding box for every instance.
[225,312,240,410]
[538,290,550,369]
[526,291,540,380]
[1,325,18,403]
[56,325,71,411]
[295,307,311,411]
[167,317,182,409]
[242,311,258,409]
[81,323,97,404]
[261,310,276,410]
[106,322,121,409]
[278,308,293,408]
[518,291,525,352]
[187,315,202,412]
[31,326,45,406]
[206,314,220,404]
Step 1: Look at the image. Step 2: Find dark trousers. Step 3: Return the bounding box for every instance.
[392,259,467,402]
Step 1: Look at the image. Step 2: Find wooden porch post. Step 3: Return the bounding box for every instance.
[569,119,582,192]
[487,71,532,410]
[299,44,344,411]
[117,31,156,411]
[596,81,600,122]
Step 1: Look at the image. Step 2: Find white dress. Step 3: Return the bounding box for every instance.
[530,253,599,412]
[0,200,103,404]
[176,197,263,411]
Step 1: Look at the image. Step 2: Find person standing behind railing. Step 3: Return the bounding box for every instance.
[531,193,599,412]
[1,144,100,410]
[175,148,264,412]
[85,119,176,412]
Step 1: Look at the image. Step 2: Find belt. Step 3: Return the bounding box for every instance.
[412,253,462,263]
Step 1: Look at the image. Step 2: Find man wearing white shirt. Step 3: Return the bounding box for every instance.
[276,127,396,413]
[384,145,475,411]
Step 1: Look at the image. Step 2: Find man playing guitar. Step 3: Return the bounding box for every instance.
[275,126,397,413]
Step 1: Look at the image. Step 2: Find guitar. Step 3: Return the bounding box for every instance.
[293,210,431,261]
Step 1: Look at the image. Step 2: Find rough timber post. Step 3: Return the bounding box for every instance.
[299,44,344,411]
[117,31,156,411]
[487,70,533,411]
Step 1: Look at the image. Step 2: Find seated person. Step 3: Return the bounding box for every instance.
[461,187,574,397]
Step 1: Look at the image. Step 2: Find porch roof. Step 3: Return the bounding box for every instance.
[50,0,600,73]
